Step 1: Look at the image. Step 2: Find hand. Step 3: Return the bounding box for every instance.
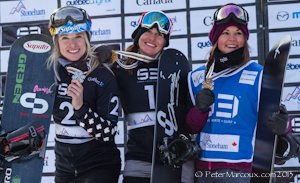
[67,79,84,110]
[195,88,215,113]
[267,104,289,135]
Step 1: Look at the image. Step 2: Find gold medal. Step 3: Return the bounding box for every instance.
[202,79,214,90]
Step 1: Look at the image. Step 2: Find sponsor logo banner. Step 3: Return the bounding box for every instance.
[61,0,121,16]
[124,0,186,14]
[282,86,300,112]
[1,0,57,23]
[269,31,300,56]
[285,58,300,83]
[200,132,240,152]
[90,17,121,41]
[268,3,300,29]
[43,150,55,173]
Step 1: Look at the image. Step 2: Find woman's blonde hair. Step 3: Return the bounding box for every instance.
[205,34,250,76]
[47,31,113,80]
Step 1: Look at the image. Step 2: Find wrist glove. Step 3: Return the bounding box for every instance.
[92,44,112,63]
[267,104,289,135]
[195,88,215,113]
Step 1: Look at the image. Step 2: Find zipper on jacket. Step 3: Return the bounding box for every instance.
[68,146,78,177]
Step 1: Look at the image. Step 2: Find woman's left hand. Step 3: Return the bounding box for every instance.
[67,79,84,110]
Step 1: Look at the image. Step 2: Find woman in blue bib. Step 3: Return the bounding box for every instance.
[186,3,291,183]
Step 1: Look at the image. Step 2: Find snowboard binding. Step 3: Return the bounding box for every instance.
[0,120,46,164]
[157,134,201,167]
[275,134,300,165]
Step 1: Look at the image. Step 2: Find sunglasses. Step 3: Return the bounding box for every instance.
[214,4,249,25]
[138,10,173,35]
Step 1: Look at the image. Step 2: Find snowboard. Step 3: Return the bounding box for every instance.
[251,35,291,183]
[151,49,190,183]
[0,34,56,183]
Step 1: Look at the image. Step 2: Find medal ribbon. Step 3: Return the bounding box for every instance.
[202,60,242,90]
[114,51,161,69]
[66,58,92,83]
[205,60,240,81]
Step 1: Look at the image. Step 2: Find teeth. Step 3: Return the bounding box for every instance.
[227,45,237,48]
[146,43,155,47]
[69,49,79,53]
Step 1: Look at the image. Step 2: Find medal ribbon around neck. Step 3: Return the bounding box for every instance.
[66,58,92,83]
[114,51,161,69]
[202,60,239,90]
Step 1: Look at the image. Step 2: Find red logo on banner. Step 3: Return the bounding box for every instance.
[23,40,51,53]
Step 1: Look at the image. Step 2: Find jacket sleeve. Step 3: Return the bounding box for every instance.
[74,74,119,142]
[185,106,209,134]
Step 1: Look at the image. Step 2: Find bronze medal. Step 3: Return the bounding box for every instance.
[202,79,214,90]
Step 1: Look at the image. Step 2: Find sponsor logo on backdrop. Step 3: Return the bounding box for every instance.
[136,0,173,6]
[283,87,300,109]
[276,11,300,21]
[44,156,49,167]
[91,28,112,40]
[171,16,177,23]
[277,11,289,21]
[66,0,112,6]
[9,1,26,15]
[197,41,212,49]
[291,39,300,47]
[287,63,300,70]
[9,1,46,21]
[293,12,300,18]
[203,16,213,26]
[131,21,138,28]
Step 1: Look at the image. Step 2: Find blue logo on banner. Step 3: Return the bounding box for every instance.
[9,1,45,16]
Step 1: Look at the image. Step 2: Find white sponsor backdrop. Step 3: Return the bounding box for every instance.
[0,0,299,183]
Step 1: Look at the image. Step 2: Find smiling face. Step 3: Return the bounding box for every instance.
[217,26,245,54]
[58,32,87,61]
[138,28,166,58]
